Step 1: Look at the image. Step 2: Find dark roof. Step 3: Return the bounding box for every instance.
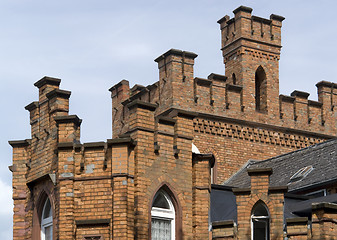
[225,138,337,192]
[210,185,237,222]
[285,193,337,218]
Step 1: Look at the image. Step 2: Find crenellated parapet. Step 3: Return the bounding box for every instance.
[218,6,284,63]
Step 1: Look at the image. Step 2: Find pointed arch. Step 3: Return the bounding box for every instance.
[255,66,267,112]
[232,73,237,85]
[251,200,270,240]
[32,189,55,240]
[41,197,53,240]
[149,183,182,240]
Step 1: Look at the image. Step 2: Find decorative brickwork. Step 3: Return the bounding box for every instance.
[10,5,337,240]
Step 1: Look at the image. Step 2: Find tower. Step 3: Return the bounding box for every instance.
[218,6,285,118]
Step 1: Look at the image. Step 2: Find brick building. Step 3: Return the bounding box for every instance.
[9,6,337,240]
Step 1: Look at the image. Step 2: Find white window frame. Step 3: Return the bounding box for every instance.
[151,191,175,240]
[251,203,270,240]
[41,198,53,240]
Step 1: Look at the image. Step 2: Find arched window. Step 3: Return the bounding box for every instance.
[232,73,237,85]
[255,66,267,112]
[251,202,270,240]
[151,190,175,240]
[41,197,53,240]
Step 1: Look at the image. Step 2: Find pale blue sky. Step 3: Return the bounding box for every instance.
[1,1,337,238]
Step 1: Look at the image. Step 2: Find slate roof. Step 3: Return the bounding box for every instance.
[210,185,237,222]
[224,138,337,193]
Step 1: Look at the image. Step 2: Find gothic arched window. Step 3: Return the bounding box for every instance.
[255,66,267,112]
[151,190,175,240]
[41,197,53,240]
[251,202,270,240]
[232,73,237,85]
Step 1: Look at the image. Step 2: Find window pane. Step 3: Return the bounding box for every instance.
[44,226,53,240]
[43,199,52,219]
[253,204,268,216]
[153,193,170,209]
[151,218,171,240]
[253,220,266,240]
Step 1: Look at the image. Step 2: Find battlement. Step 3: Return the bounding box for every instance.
[111,61,337,139]
[218,6,285,62]
[19,77,82,182]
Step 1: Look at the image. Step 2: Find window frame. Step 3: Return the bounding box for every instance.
[41,197,53,240]
[151,190,176,240]
[251,202,270,240]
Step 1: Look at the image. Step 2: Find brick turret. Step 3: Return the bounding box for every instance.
[218,6,285,118]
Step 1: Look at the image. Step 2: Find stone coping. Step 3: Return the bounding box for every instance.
[54,115,82,126]
[8,139,31,147]
[192,153,215,168]
[212,220,235,228]
[126,99,157,111]
[291,90,310,99]
[108,79,129,92]
[208,73,227,81]
[34,76,61,88]
[46,89,71,100]
[154,48,198,62]
[233,6,252,14]
[247,168,273,176]
[24,101,39,111]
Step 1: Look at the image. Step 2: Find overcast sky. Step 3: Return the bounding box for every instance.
[1,0,337,238]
